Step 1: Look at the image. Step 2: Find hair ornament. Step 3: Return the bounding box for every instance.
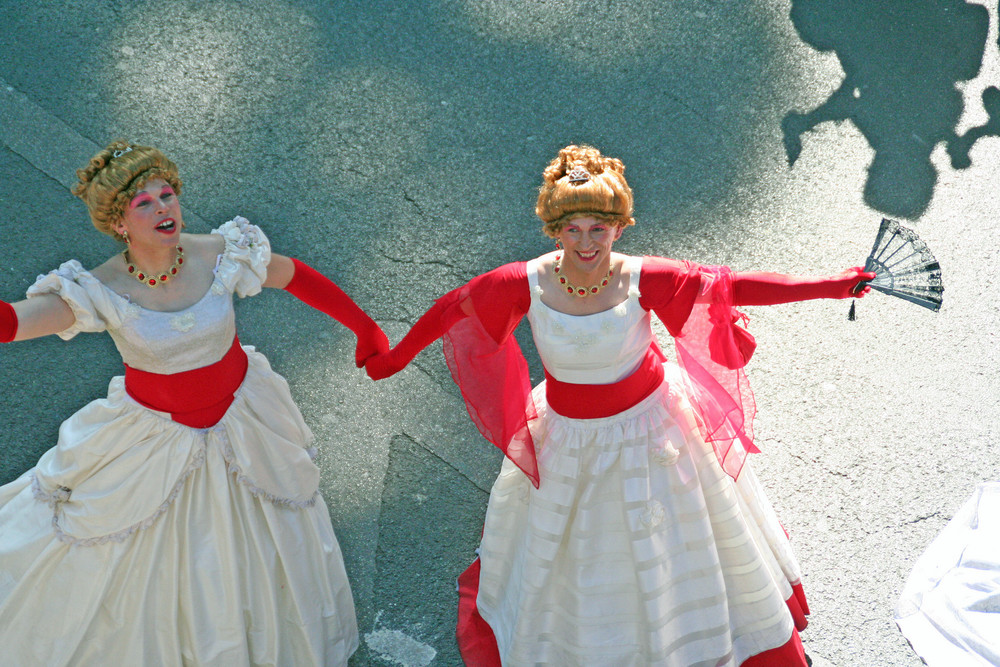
[566,166,591,183]
[113,146,133,158]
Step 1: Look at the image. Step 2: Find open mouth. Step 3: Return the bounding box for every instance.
[155,219,176,233]
[576,250,599,261]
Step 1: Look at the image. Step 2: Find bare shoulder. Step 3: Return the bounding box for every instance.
[89,252,127,288]
[534,250,560,280]
[611,252,633,269]
[180,232,225,261]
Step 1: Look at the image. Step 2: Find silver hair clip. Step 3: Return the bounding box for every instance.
[567,166,590,183]
[112,146,133,158]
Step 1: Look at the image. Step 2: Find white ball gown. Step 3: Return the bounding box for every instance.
[0,218,358,666]
[468,257,808,666]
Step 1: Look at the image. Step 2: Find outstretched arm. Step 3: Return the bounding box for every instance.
[270,254,389,367]
[365,262,530,381]
[2,294,75,342]
[732,267,874,306]
[364,295,467,380]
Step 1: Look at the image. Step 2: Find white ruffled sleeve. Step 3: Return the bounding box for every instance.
[26,260,119,340]
[211,216,271,298]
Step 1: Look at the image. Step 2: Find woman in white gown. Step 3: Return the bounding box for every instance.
[0,140,385,665]
[365,145,874,666]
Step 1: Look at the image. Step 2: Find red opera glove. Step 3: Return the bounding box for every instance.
[364,350,404,381]
[1,299,17,343]
[365,296,466,381]
[733,267,876,306]
[283,258,389,367]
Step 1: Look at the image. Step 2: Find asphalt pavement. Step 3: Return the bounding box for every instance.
[3,1,1000,665]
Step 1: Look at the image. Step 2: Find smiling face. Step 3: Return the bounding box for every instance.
[115,178,183,248]
[555,215,622,276]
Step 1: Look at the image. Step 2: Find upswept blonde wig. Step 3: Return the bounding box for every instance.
[536,144,635,238]
[72,140,182,242]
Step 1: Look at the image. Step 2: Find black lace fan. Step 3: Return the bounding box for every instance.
[849,218,944,319]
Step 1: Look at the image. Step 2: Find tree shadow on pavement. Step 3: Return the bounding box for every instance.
[782,0,990,220]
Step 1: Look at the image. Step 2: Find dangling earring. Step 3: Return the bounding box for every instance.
[121,229,130,245]
[554,239,562,250]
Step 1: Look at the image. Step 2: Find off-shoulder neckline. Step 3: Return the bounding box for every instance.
[84,262,224,315]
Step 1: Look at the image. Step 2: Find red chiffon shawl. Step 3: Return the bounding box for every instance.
[439,258,759,487]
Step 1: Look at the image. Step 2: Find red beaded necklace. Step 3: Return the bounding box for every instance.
[122,245,185,288]
[553,253,614,297]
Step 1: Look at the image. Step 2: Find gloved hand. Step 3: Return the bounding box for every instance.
[365,349,405,381]
[364,297,466,380]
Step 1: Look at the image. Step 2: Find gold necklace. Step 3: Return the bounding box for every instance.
[123,246,185,288]
[553,253,613,297]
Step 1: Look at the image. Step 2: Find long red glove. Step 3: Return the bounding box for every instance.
[733,267,875,306]
[283,258,389,367]
[1,299,17,343]
[365,295,466,380]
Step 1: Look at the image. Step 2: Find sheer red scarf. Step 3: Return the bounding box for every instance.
[438,258,760,486]
[647,262,760,480]
[440,263,539,486]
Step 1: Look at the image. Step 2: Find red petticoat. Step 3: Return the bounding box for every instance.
[456,558,809,667]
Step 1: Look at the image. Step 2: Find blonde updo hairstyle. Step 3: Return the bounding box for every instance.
[72,140,182,243]
[536,144,635,238]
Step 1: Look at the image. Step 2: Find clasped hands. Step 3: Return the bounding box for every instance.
[354,326,390,370]
[363,348,401,381]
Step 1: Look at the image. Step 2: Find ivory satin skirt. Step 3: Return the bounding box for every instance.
[0,349,358,666]
[475,364,803,666]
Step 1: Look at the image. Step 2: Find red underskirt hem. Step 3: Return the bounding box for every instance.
[456,558,810,667]
[740,629,808,667]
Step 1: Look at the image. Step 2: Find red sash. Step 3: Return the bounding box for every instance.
[544,347,665,419]
[124,336,248,428]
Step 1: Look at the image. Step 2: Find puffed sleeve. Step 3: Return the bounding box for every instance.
[637,256,703,337]
[26,260,122,339]
[211,216,271,298]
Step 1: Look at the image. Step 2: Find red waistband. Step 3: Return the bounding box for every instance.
[544,348,665,419]
[124,335,248,428]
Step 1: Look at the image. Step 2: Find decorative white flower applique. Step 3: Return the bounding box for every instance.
[119,294,141,320]
[651,443,680,466]
[532,285,544,298]
[220,217,260,249]
[641,500,666,528]
[170,313,196,332]
[237,227,260,249]
[613,301,629,317]
[571,330,600,348]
